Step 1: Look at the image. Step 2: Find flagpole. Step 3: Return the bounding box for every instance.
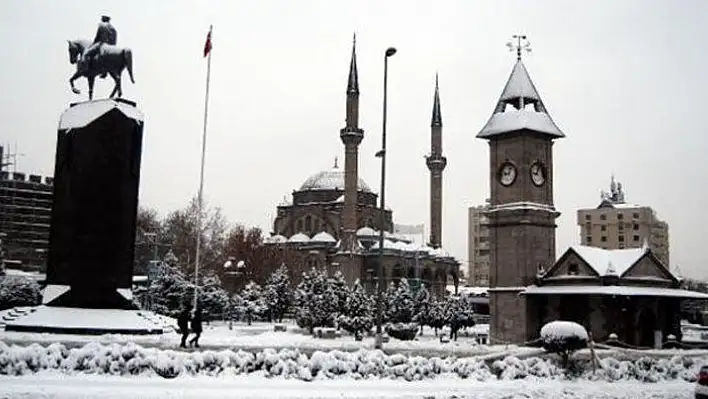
[194,25,213,309]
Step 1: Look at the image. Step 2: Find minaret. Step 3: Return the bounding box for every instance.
[339,35,364,251]
[426,74,447,248]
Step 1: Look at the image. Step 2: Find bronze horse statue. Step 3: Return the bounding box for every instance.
[67,39,134,101]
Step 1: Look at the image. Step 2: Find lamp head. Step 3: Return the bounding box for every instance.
[385,47,397,57]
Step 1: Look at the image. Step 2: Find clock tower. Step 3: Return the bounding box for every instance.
[476,36,565,343]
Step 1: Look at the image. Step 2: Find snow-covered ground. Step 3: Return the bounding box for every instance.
[0,373,694,398]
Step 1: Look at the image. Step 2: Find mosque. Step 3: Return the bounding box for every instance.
[264,40,459,297]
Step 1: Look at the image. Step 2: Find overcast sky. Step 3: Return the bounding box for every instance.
[1,0,707,279]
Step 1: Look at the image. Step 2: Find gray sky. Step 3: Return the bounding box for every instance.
[2,0,707,279]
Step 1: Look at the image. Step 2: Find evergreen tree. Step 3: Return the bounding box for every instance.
[197,271,230,321]
[140,263,192,318]
[338,279,374,339]
[328,270,349,320]
[235,281,266,325]
[293,268,337,333]
[264,263,291,323]
[426,299,447,336]
[412,284,431,333]
[444,295,475,341]
[386,279,415,323]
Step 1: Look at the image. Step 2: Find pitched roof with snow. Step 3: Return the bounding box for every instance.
[569,245,648,277]
[477,59,564,139]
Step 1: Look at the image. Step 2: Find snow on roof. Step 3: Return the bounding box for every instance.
[430,247,451,258]
[334,195,345,203]
[451,285,488,296]
[288,233,310,243]
[371,239,398,250]
[477,59,564,139]
[356,226,377,236]
[310,231,336,243]
[59,99,144,130]
[487,201,558,214]
[570,245,647,277]
[266,234,287,244]
[524,284,708,299]
[540,320,588,341]
[477,109,564,138]
[499,60,543,103]
[41,284,70,304]
[298,166,372,193]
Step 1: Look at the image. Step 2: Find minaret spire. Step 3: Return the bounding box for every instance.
[431,72,442,128]
[347,33,359,95]
[426,73,447,249]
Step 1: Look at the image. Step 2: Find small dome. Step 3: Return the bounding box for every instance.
[371,239,398,250]
[266,234,287,244]
[288,233,310,243]
[357,227,377,236]
[311,231,336,243]
[299,166,372,192]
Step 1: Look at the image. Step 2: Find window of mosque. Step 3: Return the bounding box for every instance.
[296,220,303,232]
[305,216,312,232]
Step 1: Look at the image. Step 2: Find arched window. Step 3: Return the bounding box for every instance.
[305,215,312,232]
[296,219,303,232]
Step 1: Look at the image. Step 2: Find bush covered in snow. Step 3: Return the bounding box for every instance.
[540,321,588,368]
[337,279,373,339]
[0,275,41,311]
[0,341,706,384]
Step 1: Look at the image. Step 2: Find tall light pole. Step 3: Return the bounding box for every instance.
[375,46,397,350]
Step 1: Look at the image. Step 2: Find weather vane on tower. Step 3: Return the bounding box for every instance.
[506,34,532,60]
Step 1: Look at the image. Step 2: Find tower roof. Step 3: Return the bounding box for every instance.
[431,73,442,128]
[477,59,564,139]
[347,34,359,95]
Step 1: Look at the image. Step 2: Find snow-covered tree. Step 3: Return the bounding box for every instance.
[444,295,475,341]
[540,321,588,369]
[338,279,374,339]
[293,268,337,333]
[0,275,41,310]
[263,264,291,323]
[424,299,447,336]
[386,279,415,323]
[197,272,230,321]
[139,263,192,318]
[412,284,431,333]
[235,281,266,325]
[328,271,349,321]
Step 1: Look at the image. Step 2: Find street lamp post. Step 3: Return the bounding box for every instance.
[223,257,246,330]
[375,46,397,350]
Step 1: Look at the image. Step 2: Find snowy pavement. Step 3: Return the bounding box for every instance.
[0,373,694,398]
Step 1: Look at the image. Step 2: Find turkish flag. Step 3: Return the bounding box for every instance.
[203,26,212,57]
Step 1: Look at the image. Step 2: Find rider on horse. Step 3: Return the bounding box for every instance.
[83,15,117,79]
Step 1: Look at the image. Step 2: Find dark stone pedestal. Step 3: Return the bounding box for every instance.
[45,98,144,309]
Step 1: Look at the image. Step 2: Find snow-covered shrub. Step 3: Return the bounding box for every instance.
[0,275,41,310]
[385,279,415,324]
[197,272,230,321]
[386,322,419,341]
[540,320,588,369]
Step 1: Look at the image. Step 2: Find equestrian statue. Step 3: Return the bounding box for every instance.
[67,16,135,101]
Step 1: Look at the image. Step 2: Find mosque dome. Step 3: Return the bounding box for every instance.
[299,165,372,193]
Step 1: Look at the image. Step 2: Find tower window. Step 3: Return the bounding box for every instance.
[617,213,624,220]
[600,214,607,221]
[585,215,591,221]
[296,220,303,232]
[633,212,640,219]
[586,236,592,244]
[305,216,312,232]
[619,235,625,242]
[633,235,640,242]
[633,223,639,230]
[601,236,607,242]
[601,225,606,232]
[618,224,624,231]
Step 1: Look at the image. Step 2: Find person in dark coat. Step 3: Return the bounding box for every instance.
[189,307,203,348]
[177,307,191,348]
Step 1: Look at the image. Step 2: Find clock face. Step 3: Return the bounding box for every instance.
[530,162,546,186]
[499,163,517,186]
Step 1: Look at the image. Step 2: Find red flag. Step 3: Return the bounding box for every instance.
[203,26,212,57]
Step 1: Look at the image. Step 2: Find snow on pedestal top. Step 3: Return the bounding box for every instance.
[59,99,144,130]
[540,320,588,341]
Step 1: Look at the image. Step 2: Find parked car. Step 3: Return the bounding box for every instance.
[695,365,708,398]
